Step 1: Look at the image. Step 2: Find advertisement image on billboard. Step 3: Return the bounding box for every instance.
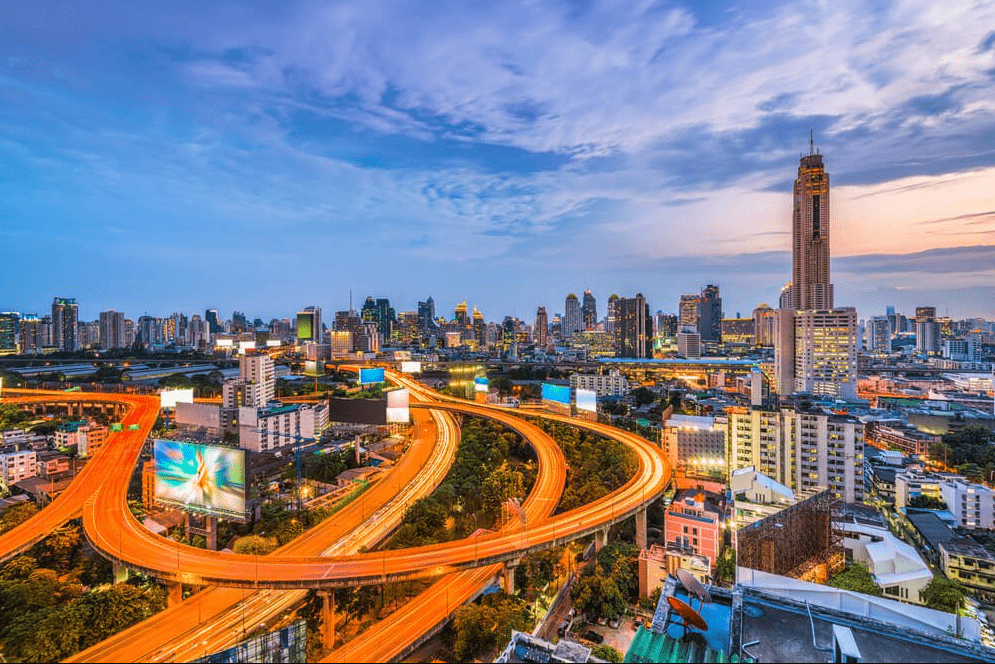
[160,388,195,409]
[541,383,571,405]
[386,388,410,423]
[153,439,247,521]
[474,377,489,393]
[400,361,422,374]
[359,367,386,386]
[576,388,598,413]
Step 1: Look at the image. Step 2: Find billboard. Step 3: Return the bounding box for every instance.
[266,339,282,348]
[474,377,489,393]
[238,341,256,354]
[327,397,387,425]
[215,338,234,348]
[153,439,247,521]
[304,360,324,377]
[386,388,410,423]
[160,388,195,409]
[400,361,422,374]
[576,388,598,413]
[541,383,571,405]
[358,367,385,385]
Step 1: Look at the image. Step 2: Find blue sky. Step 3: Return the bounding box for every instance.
[2,0,994,323]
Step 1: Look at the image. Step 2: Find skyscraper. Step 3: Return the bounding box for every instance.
[0,313,18,355]
[698,285,722,343]
[752,303,775,347]
[606,294,619,333]
[417,297,436,330]
[52,297,78,352]
[614,294,651,358]
[679,294,700,331]
[915,306,940,355]
[535,306,549,349]
[98,310,126,350]
[563,294,583,339]
[205,309,221,334]
[582,290,598,330]
[296,306,322,344]
[790,138,833,310]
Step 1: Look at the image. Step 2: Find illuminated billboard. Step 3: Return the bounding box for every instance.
[238,341,256,354]
[541,383,571,405]
[304,360,324,377]
[576,388,597,413]
[215,338,234,348]
[153,439,247,521]
[359,367,385,385]
[386,388,410,423]
[400,361,422,374]
[160,388,194,409]
[474,377,489,393]
[266,339,282,348]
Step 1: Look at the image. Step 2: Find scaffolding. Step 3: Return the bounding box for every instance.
[736,490,842,579]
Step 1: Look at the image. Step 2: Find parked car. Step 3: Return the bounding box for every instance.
[582,630,605,644]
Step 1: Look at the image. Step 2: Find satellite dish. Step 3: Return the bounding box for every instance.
[668,596,708,635]
[677,569,712,607]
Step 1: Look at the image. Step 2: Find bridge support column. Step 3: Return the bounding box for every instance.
[112,561,129,584]
[635,507,648,550]
[319,590,336,651]
[205,516,218,551]
[504,560,520,595]
[166,581,183,607]
[595,528,608,553]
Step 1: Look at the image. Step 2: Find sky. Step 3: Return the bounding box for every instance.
[2,0,994,323]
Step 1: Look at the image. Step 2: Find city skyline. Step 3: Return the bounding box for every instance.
[3,1,995,320]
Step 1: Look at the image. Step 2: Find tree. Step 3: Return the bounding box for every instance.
[0,502,39,536]
[591,645,625,663]
[908,495,947,510]
[480,465,526,513]
[232,535,278,556]
[572,567,626,620]
[449,594,528,661]
[921,576,966,613]
[828,563,883,596]
[631,387,656,407]
[716,548,737,585]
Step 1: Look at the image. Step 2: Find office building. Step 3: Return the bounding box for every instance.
[698,284,722,343]
[581,290,597,330]
[793,308,858,399]
[562,293,582,339]
[18,315,41,354]
[679,293,700,331]
[753,303,775,347]
[721,317,754,346]
[417,297,436,330]
[569,368,629,397]
[237,402,327,454]
[614,293,651,358]
[605,294,619,333]
[789,140,833,311]
[98,310,126,350]
[52,297,78,352]
[661,413,726,472]
[915,306,941,356]
[223,353,275,408]
[676,330,701,359]
[296,306,322,344]
[534,306,549,349]
[0,312,18,355]
[866,315,892,352]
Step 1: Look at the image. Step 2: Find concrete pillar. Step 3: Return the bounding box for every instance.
[504,562,518,595]
[320,590,336,651]
[206,516,218,551]
[635,507,648,550]
[595,528,608,553]
[112,561,129,584]
[166,581,183,607]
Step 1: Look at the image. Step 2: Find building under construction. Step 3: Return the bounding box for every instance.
[736,489,843,583]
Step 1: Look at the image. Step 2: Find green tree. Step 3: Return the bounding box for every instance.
[449,593,528,662]
[0,502,39,536]
[572,566,626,620]
[716,547,737,585]
[921,576,966,613]
[591,644,625,663]
[34,524,82,573]
[908,495,947,510]
[480,465,526,513]
[232,535,278,556]
[631,386,656,406]
[828,563,883,597]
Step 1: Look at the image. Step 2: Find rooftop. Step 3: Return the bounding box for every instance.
[941,536,995,561]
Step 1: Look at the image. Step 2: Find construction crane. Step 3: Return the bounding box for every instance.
[250,428,318,511]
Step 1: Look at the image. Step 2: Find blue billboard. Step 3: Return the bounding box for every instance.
[576,388,598,413]
[474,377,489,393]
[541,383,571,405]
[358,367,385,386]
[153,439,246,521]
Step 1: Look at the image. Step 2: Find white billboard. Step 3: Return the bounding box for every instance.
[386,388,410,423]
[576,388,598,413]
[161,388,195,409]
[215,338,234,348]
[266,339,281,347]
[400,361,422,374]
[238,341,256,354]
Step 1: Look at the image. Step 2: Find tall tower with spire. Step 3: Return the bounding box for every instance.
[790,135,833,310]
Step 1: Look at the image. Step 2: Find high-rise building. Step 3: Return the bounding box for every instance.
[0,313,18,355]
[296,306,322,344]
[231,311,248,334]
[51,298,78,352]
[915,306,941,356]
[793,308,858,399]
[454,301,470,328]
[752,304,775,347]
[205,309,221,334]
[472,307,486,347]
[790,140,833,311]
[679,294,700,331]
[698,285,722,343]
[606,294,619,333]
[582,290,598,330]
[563,294,583,339]
[535,306,549,349]
[375,298,394,341]
[866,316,892,353]
[224,353,276,408]
[655,312,678,339]
[19,315,40,354]
[614,294,651,358]
[98,310,126,350]
[417,297,436,330]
